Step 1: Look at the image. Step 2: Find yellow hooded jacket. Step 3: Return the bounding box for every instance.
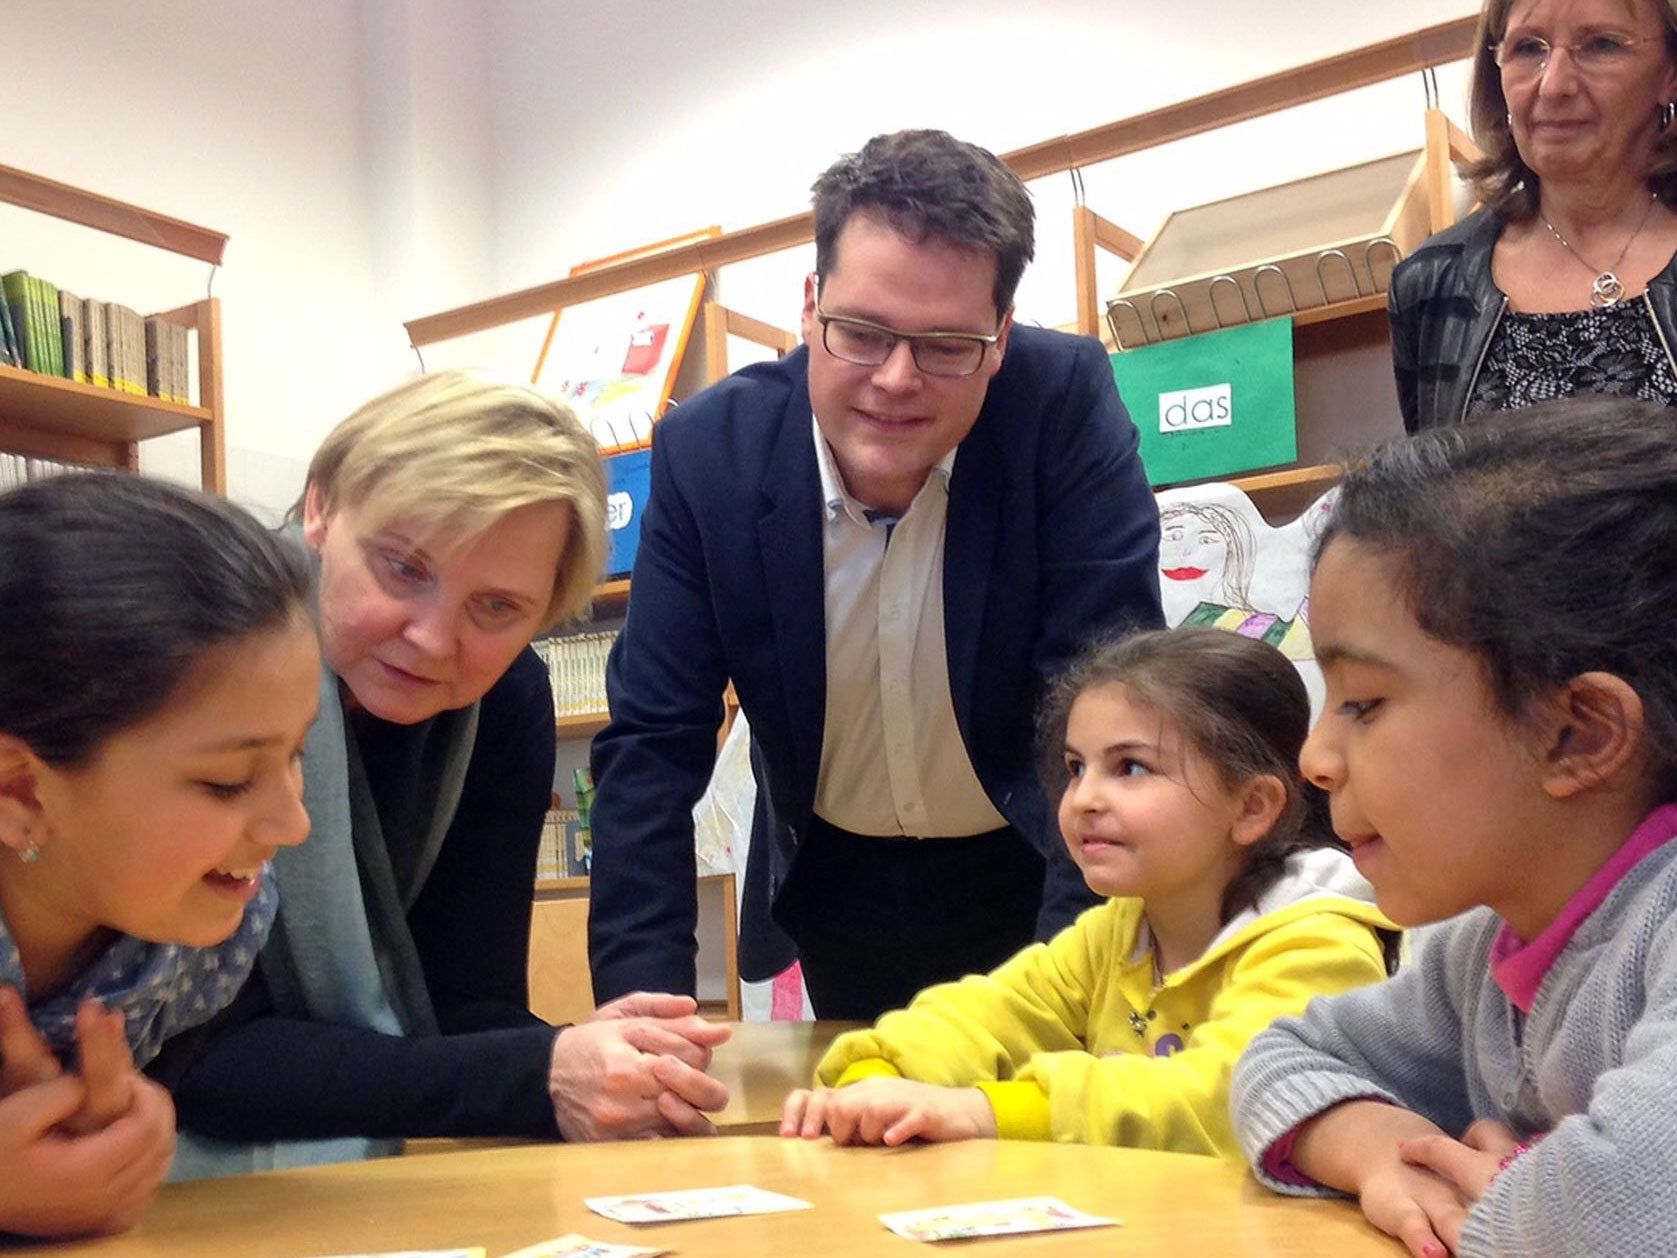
[817,847,1391,1158]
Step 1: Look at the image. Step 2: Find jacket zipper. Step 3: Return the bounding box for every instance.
[1644,291,1677,380]
[1460,296,1509,422]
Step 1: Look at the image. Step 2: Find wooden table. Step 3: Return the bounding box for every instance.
[708,1020,859,1133]
[40,1137,1400,1257]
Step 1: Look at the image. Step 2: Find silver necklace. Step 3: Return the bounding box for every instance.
[1541,194,1659,308]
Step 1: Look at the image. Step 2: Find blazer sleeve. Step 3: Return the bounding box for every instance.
[1029,336,1163,933]
[588,420,734,1001]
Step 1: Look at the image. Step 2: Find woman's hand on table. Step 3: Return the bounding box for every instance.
[780,1079,997,1146]
[546,995,732,1141]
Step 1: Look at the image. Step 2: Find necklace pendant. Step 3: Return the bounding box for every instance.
[1592,271,1625,308]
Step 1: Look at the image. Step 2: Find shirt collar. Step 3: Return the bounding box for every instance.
[811,415,955,527]
[1490,801,1677,1012]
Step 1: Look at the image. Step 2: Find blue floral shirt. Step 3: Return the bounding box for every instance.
[0,867,277,1068]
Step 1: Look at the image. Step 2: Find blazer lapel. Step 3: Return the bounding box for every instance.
[756,390,826,801]
[943,413,1001,734]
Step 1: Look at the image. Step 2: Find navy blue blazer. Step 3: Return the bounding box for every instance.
[588,324,1163,998]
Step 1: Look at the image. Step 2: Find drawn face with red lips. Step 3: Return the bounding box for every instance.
[1160,514,1227,581]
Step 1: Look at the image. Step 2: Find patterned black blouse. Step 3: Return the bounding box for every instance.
[1467,300,1677,415]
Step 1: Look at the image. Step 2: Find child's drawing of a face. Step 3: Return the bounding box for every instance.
[1160,514,1230,587]
[1157,502,1253,624]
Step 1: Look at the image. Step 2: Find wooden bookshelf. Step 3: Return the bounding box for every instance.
[529,872,740,1023]
[589,576,631,614]
[556,687,738,744]
[0,165,227,492]
[556,711,610,740]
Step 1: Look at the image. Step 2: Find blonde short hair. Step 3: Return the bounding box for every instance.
[297,369,608,629]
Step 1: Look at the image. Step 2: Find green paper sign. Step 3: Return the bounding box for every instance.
[1109,317,1297,486]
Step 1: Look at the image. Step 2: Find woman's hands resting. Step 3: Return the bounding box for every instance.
[546,992,732,1142]
[780,1077,997,1146]
[0,988,176,1238]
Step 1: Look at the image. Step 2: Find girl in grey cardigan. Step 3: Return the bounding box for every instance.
[1231,397,1677,1258]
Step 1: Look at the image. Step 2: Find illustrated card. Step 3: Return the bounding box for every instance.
[501,1236,667,1258]
[878,1196,1118,1242]
[584,1184,813,1224]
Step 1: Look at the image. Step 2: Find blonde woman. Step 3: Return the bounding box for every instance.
[150,371,729,1177]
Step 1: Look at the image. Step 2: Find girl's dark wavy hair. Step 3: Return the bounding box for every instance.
[1037,625,1339,925]
[1315,395,1677,803]
[0,472,312,766]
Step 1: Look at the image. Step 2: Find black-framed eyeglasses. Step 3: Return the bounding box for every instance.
[815,307,1000,378]
[1490,31,1662,79]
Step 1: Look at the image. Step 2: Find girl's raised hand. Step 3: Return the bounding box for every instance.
[1,992,141,1137]
[0,1071,175,1238]
[62,1000,137,1136]
[780,1079,996,1146]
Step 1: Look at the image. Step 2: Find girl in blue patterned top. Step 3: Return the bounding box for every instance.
[0,473,317,1238]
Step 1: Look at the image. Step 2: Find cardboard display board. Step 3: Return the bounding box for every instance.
[1111,316,1297,486]
[531,228,718,453]
[1155,480,1338,715]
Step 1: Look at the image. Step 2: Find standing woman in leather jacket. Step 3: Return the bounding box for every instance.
[1390,0,1677,431]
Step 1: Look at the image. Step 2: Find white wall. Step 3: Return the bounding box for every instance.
[0,0,1479,513]
[0,0,494,516]
[481,1,1478,337]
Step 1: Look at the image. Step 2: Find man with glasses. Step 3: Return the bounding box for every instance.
[589,129,1161,1020]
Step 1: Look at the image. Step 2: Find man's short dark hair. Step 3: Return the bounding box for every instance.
[811,129,1035,317]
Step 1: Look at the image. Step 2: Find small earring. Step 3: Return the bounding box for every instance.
[1661,101,1676,132]
[17,836,39,864]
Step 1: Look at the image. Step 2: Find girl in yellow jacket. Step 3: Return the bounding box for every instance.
[780,625,1393,1158]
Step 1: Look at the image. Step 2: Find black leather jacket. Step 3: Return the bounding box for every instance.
[1387,207,1677,432]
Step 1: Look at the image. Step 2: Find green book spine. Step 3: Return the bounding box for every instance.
[3,272,34,370]
[41,278,63,378]
[0,283,18,366]
[26,277,47,373]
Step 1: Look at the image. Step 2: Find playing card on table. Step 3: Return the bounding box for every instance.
[500,1236,667,1258]
[878,1196,1118,1242]
[584,1184,813,1224]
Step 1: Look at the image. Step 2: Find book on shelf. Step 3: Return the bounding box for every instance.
[3,271,44,372]
[0,452,84,489]
[0,285,17,367]
[0,266,193,402]
[536,806,583,881]
[106,303,145,395]
[58,291,87,384]
[170,320,189,402]
[145,317,167,399]
[532,629,618,721]
[83,298,109,388]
